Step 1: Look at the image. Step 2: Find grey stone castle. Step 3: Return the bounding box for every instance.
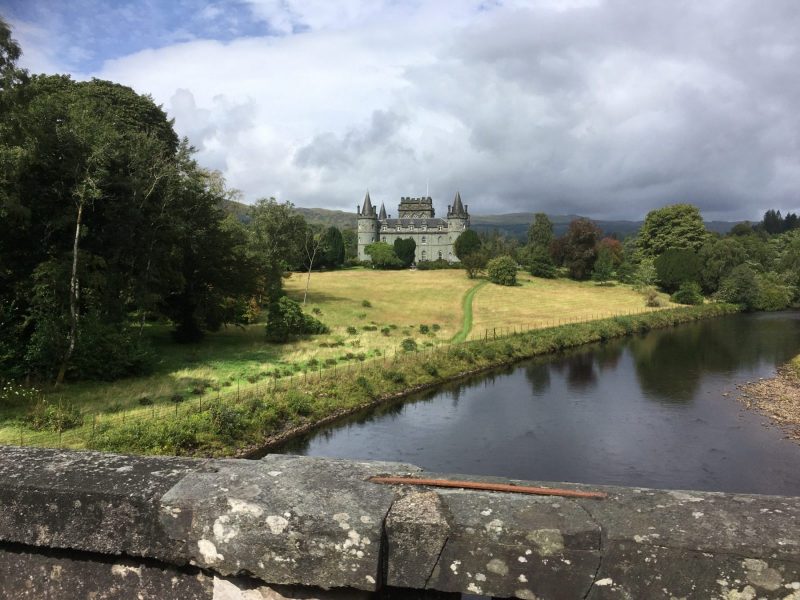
[356,191,470,263]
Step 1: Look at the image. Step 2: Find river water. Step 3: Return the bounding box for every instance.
[276,312,800,496]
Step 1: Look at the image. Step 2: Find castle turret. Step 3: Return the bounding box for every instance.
[378,202,387,220]
[447,191,470,260]
[357,191,379,261]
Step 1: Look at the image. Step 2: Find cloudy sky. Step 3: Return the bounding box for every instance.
[4,0,800,220]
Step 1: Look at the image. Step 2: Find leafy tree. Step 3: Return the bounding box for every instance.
[654,248,700,293]
[0,17,27,92]
[527,213,554,249]
[762,209,785,235]
[365,242,403,269]
[561,218,601,280]
[319,226,345,268]
[341,229,358,260]
[393,237,417,267]
[730,222,754,236]
[639,204,708,257]
[249,198,307,302]
[486,256,517,286]
[698,238,747,293]
[715,265,760,310]
[454,229,482,260]
[597,237,623,265]
[461,250,488,279]
[753,272,793,311]
[633,258,658,289]
[265,296,329,343]
[591,246,615,283]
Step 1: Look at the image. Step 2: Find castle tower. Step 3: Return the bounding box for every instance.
[447,191,470,260]
[357,191,379,261]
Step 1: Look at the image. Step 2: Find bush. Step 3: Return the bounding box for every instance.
[27,399,83,432]
[670,282,704,305]
[284,390,314,417]
[209,403,246,439]
[346,326,358,335]
[362,324,378,331]
[265,297,329,343]
[643,288,663,307]
[381,327,391,336]
[383,370,406,384]
[431,323,441,332]
[754,272,793,311]
[487,256,518,286]
[419,324,430,334]
[361,299,372,308]
[715,265,760,310]
[416,259,458,270]
[401,338,418,352]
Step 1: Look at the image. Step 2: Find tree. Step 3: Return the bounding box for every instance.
[364,242,403,269]
[487,256,517,286]
[528,247,556,279]
[639,204,708,257]
[0,17,27,92]
[654,248,700,293]
[249,198,307,302]
[698,238,747,293]
[715,265,760,310]
[301,226,324,305]
[527,213,554,249]
[393,237,417,267]
[454,229,482,260]
[762,209,784,235]
[561,218,601,280]
[341,229,358,260]
[461,251,488,279]
[319,226,345,269]
[591,246,615,283]
[597,237,623,266]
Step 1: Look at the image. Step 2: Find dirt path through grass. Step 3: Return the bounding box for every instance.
[451,280,488,343]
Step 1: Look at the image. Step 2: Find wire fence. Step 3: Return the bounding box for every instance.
[8,305,671,449]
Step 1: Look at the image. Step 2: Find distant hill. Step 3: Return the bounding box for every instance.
[223,201,739,239]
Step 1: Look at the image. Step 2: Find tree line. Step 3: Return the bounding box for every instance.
[0,19,348,383]
[449,203,800,312]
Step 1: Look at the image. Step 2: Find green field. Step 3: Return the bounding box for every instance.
[0,268,672,448]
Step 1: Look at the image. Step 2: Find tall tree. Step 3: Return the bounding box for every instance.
[454,229,481,260]
[527,213,554,249]
[639,204,708,257]
[561,218,601,280]
[393,237,416,267]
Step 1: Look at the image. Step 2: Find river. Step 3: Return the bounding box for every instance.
[275,312,800,496]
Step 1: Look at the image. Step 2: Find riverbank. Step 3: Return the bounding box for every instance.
[81,303,738,457]
[738,354,800,443]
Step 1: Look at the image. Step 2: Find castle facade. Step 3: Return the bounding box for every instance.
[356,192,470,263]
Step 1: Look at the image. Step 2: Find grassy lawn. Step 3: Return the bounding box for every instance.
[471,272,674,336]
[0,267,669,448]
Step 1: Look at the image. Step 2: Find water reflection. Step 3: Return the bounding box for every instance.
[273,313,800,495]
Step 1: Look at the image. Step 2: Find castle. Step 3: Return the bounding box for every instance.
[356,191,470,263]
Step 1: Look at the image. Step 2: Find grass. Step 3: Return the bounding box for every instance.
[471,273,674,335]
[0,268,684,450]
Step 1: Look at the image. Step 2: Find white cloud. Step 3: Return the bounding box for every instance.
[11,0,800,220]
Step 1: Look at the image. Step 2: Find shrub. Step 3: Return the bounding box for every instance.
[324,358,337,366]
[137,396,153,406]
[362,325,378,331]
[487,256,518,286]
[209,403,246,439]
[383,370,406,384]
[361,299,372,308]
[284,390,314,417]
[346,326,358,335]
[401,338,418,352]
[307,358,319,368]
[754,272,793,311]
[312,307,322,315]
[265,297,329,343]
[381,327,391,336]
[27,399,83,432]
[671,282,704,305]
[419,324,430,334]
[424,364,438,376]
[0,381,41,408]
[431,323,441,332]
[643,288,663,307]
[715,265,760,310]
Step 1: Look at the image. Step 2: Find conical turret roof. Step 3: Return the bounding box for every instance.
[361,191,374,216]
[451,191,465,216]
[378,202,387,219]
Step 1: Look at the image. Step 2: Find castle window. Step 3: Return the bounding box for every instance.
[421,250,426,260]
[421,236,426,244]
[382,237,386,242]
[438,251,442,260]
